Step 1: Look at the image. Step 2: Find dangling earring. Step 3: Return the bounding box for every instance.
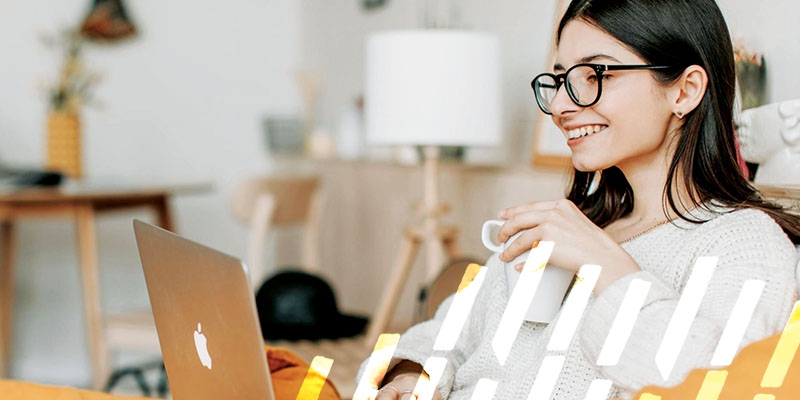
[675,111,684,119]
[587,170,602,195]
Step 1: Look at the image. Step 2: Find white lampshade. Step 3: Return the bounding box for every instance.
[365,30,502,147]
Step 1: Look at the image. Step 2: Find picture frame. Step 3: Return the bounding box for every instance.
[530,0,572,168]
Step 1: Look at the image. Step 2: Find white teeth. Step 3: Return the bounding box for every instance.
[567,125,605,139]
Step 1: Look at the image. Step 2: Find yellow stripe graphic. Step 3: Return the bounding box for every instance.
[638,394,661,400]
[752,395,775,400]
[352,333,401,400]
[695,370,727,400]
[761,300,800,388]
[295,356,333,400]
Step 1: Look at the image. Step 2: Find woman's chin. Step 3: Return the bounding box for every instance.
[570,156,606,172]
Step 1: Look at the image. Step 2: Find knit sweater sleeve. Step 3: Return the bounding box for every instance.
[356,256,502,399]
[579,209,798,396]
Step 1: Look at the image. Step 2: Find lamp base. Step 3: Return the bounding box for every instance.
[364,224,460,347]
[364,145,462,347]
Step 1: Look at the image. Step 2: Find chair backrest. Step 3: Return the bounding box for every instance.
[416,258,481,322]
[231,175,324,289]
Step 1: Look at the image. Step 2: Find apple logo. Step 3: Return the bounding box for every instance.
[193,322,212,370]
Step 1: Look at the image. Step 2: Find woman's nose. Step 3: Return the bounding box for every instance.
[549,84,579,117]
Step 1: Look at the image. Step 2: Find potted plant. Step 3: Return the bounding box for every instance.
[42,29,100,179]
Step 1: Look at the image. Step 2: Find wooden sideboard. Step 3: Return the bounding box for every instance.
[272,160,799,331]
[270,158,570,329]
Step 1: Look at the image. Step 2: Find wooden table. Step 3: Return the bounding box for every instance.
[0,182,209,389]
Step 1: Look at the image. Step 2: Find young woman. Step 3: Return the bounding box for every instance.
[365,0,800,399]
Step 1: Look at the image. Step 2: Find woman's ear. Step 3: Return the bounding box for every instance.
[671,65,708,117]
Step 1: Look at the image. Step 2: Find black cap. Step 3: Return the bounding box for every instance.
[255,270,369,341]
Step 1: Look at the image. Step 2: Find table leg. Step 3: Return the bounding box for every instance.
[153,195,174,232]
[75,205,108,390]
[0,221,16,378]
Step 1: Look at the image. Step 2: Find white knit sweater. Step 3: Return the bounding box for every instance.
[362,207,798,399]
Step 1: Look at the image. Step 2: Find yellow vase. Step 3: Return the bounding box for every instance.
[46,110,83,179]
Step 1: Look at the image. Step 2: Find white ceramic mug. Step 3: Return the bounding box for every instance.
[481,219,574,323]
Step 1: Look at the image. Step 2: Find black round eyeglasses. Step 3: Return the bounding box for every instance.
[531,63,672,115]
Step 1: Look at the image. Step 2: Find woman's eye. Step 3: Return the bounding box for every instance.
[602,74,613,80]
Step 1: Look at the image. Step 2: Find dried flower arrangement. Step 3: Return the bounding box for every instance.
[41,29,101,112]
[40,29,101,179]
[733,36,763,66]
[732,36,766,110]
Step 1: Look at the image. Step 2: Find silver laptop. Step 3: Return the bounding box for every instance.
[133,219,275,400]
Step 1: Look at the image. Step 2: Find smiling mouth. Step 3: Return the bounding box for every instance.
[567,125,607,140]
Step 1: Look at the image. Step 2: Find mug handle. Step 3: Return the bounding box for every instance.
[481,219,504,253]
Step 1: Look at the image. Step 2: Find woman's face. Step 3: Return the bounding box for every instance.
[551,20,676,172]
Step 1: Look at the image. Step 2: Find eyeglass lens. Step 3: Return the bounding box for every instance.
[535,65,600,114]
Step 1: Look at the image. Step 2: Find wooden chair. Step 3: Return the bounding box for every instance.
[231,175,324,289]
[415,258,481,323]
[232,175,376,399]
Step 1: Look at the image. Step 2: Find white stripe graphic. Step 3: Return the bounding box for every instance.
[352,334,400,400]
[433,266,488,351]
[584,379,613,400]
[470,379,499,400]
[492,241,554,365]
[596,278,652,366]
[526,355,565,400]
[655,256,718,380]
[710,280,765,366]
[415,357,448,400]
[548,264,602,351]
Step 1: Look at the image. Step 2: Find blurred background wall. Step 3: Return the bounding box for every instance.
[0,0,302,385]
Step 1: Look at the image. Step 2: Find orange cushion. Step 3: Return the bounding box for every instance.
[632,332,800,399]
[0,345,340,400]
[267,345,340,400]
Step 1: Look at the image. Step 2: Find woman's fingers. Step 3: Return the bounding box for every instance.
[498,200,560,219]
[375,374,430,400]
[374,385,401,399]
[496,212,549,243]
[499,226,543,262]
[375,386,421,400]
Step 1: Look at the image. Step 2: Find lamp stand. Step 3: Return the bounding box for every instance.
[365,146,460,347]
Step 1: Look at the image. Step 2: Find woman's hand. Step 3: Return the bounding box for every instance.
[372,361,442,400]
[496,199,640,293]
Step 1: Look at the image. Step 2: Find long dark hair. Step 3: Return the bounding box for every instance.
[558,0,799,243]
